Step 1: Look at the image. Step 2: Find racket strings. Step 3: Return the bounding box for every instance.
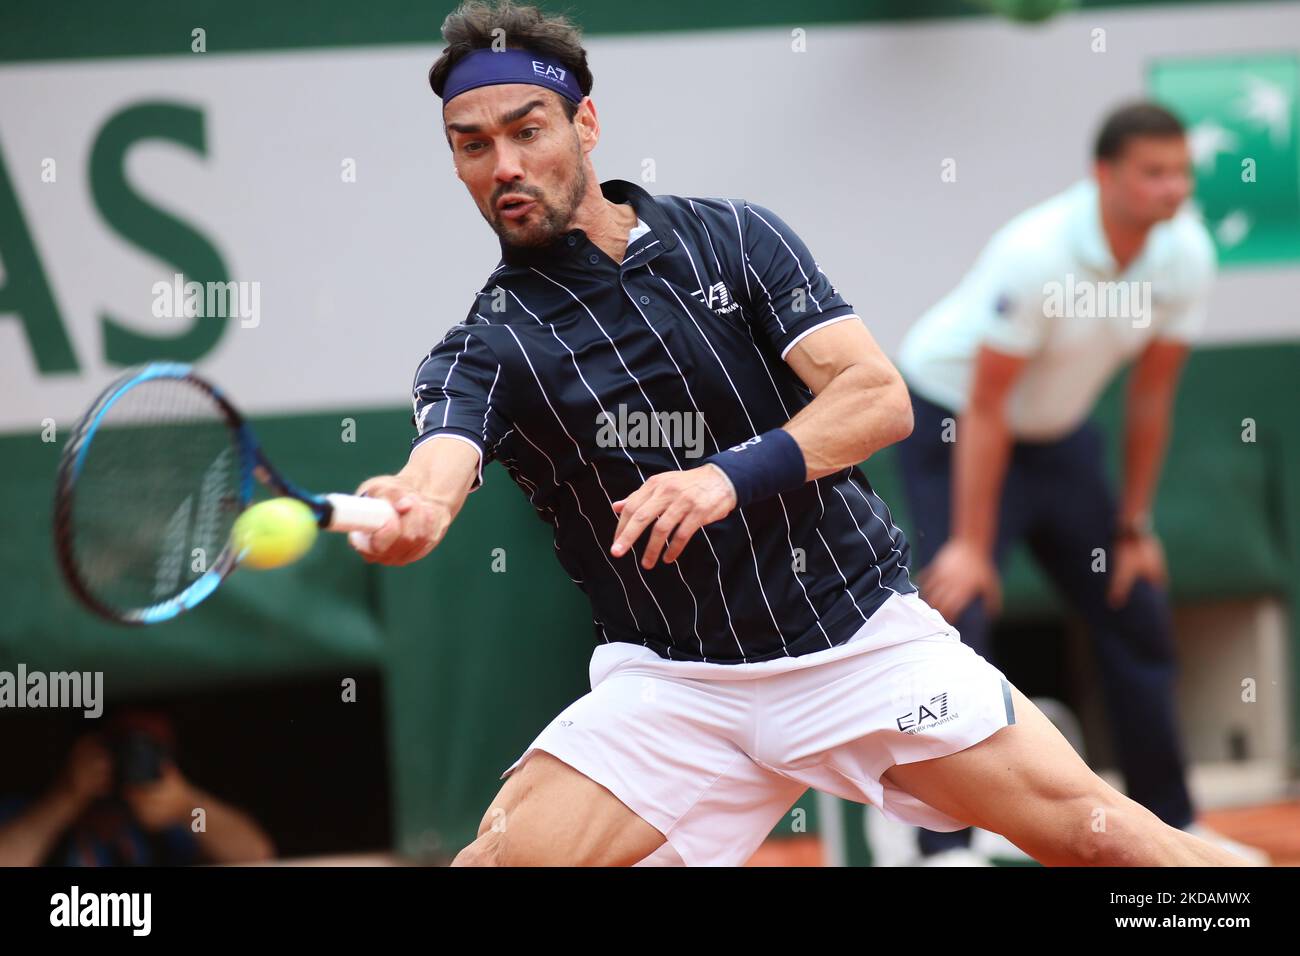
[68,378,243,615]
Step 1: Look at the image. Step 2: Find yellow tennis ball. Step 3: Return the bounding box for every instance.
[232,498,319,570]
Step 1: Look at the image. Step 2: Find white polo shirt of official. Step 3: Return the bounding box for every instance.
[897,178,1216,441]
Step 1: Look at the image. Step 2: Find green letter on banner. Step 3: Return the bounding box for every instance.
[90,102,230,365]
[0,133,78,373]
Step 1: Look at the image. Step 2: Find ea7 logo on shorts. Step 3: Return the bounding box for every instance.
[692,282,742,317]
[896,692,953,733]
[533,61,566,82]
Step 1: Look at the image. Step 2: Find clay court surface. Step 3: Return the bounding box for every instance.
[252,798,1300,867]
[745,800,1300,867]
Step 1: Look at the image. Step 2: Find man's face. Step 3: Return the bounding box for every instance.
[1096,135,1193,225]
[444,83,589,248]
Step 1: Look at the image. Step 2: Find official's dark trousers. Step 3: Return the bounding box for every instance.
[896,389,1195,856]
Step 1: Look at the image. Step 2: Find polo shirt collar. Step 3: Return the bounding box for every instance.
[1072,177,1118,275]
[497,178,677,268]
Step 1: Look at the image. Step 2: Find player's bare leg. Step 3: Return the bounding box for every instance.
[882,684,1251,866]
[451,751,666,866]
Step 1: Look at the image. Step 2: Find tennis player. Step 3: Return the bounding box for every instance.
[353,1,1247,867]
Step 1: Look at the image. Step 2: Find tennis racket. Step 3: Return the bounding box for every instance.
[53,362,397,626]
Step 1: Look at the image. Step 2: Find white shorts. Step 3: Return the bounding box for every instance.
[500,592,1017,867]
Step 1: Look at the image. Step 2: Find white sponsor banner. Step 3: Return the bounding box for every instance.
[1,3,1297,434]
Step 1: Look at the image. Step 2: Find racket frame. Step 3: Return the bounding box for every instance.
[54,362,375,626]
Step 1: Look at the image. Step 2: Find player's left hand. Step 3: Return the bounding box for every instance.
[1108,532,1168,608]
[610,465,738,569]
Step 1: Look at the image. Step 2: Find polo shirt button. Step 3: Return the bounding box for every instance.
[588,253,599,264]
[566,236,577,247]
[639,295,651,305]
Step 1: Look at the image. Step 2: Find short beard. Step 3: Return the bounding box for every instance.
[494,155,588,252]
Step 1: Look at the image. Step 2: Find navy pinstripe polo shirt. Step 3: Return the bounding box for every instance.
[409,178,915,663]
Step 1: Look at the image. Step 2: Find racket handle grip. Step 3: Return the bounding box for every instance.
[323,493,398,533]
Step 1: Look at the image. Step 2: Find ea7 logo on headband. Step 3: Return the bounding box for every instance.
[532,61,567,83]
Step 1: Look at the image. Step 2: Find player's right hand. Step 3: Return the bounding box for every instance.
[350,475,448,566]
[917,538,1002,623]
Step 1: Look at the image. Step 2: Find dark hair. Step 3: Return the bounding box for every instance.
[1094,101,1186,162]
[428,1,593,122]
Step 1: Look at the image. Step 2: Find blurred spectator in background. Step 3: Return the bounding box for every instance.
[0,710,274,865]
[894,101,1264,866]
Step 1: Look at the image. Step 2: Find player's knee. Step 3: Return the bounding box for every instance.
[476,804,510,838]
[1064,817,1113,866]
[1061,795,1157,866]
[464,808,563,866]
[1003,786,1127,866]
[450,834,501,867]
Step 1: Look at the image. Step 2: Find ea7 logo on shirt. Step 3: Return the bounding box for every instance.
[692,281,742,317]
[896,692,957,734]
[532,61,566,83]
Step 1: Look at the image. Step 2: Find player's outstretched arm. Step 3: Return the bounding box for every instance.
[350,435,481,566]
